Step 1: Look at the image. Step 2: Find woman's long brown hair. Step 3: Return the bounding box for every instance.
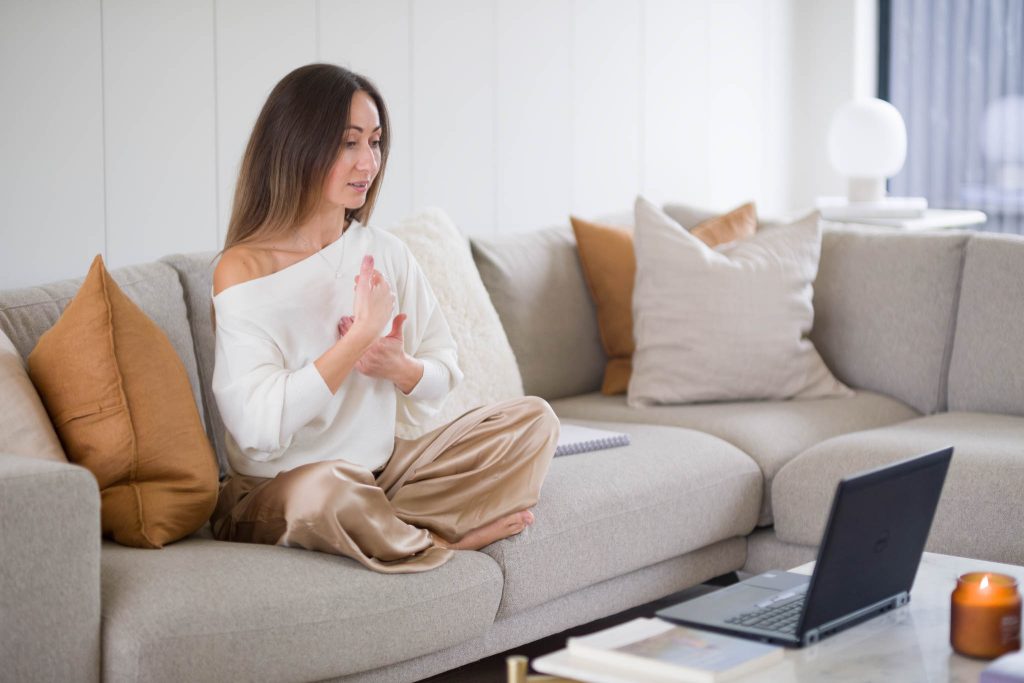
[223,64,391,251]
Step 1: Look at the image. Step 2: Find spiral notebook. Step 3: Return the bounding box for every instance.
[555,423,631,457]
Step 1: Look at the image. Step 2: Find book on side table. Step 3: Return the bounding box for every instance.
[533,618,784,683]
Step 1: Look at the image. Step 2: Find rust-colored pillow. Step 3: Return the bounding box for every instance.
[571,203,758,395]
[691,202,757,246]
[27,256,218,548]
[571,217,637,395]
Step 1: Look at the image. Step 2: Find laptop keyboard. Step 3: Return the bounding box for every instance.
[725,595,805,634]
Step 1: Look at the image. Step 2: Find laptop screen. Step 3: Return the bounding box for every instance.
[798,448,953,635]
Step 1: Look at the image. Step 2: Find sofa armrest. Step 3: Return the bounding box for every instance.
[0,454,101,682]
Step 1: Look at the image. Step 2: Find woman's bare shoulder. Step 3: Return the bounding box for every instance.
[213,245,275,296]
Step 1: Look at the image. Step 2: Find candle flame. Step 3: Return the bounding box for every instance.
[980,575,990,590]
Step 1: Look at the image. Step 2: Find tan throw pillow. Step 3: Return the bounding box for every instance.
[572,205,758,395]
[0,329,68,462]
[27,256,218,548]
[570,216,637,395]
[690,202,757,246]
[629,196,852,406]
[389,208,524,438]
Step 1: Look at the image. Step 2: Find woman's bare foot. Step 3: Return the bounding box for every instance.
[431,510,535,551]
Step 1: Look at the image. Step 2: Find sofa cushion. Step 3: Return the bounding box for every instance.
[549,391,918,526]
[100,538,503,683]
[480,420,761,619]
[160,252,228,477]
[772,412,1024,565]
[27,256,218,549]
[947,233,1024,416]
[470,227,606,400]
[0,260,205,428]
[810,227,970,414]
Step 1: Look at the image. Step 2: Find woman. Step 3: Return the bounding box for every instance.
[209,64,558,572]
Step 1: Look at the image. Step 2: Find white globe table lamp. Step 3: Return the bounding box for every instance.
[828,98,907,201]
[817,97,927,220]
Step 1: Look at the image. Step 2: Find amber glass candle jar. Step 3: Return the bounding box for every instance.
[950,572,1022,659]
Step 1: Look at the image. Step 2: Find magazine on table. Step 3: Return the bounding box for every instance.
[534,617,783,682]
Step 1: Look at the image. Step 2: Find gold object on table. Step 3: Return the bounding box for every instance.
[505,655,578,682]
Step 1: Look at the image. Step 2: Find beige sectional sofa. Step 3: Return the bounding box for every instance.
[2,222,1022,683]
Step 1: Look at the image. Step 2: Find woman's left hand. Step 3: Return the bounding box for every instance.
[338,314,423,392]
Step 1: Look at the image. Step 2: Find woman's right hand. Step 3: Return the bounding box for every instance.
[349,254,394,343]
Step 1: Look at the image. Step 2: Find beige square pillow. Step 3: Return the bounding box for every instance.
[571,205,758,396]
[628,196,852,406]
[0,329,67,462]
[389,208,525,438]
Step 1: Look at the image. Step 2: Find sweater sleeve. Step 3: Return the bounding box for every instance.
[211,303,334,462]
[393,243,464,427]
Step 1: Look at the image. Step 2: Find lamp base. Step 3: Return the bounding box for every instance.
[815,196,928,221]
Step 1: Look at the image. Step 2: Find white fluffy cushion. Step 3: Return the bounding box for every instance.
[389,208,524,438]
[0,329,67,462]
[628,196,852,406]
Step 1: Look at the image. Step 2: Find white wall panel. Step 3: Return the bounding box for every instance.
[571,0,642,218]
[215,0,316,245]
[0,0,105,288]
[761,0,794,216]
[706,0,765,211]
[103,0,217,268]
[412,0,496,235]
[0,0,863,289]
[643,0,711,209]
[495,0,572,233]
[321,0,412,228]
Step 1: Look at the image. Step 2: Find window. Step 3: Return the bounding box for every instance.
[881,0,1024,233]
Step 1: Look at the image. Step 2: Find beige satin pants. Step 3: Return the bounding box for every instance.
[210,396,558,573]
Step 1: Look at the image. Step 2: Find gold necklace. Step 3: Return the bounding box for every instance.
[297,225,348,279]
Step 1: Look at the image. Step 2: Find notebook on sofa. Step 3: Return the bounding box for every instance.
[556,423,630,456]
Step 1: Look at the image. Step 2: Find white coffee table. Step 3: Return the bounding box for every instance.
[534,552,1022,683]
[732,551,1021,682]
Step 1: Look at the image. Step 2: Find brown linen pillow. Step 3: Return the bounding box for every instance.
[570,216,636,395]
[27,256,218,548]
[690,202,757,245]
[571,203,758,395]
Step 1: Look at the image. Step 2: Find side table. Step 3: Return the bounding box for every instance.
[823,208,987,231]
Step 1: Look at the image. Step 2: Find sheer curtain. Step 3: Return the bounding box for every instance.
[885,0,1024,233]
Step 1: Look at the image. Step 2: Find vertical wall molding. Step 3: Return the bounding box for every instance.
[638,0,646,195]
[100,0,109,261]
[212,0,221,246]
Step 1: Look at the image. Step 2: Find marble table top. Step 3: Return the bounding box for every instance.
[735,552,1023,682]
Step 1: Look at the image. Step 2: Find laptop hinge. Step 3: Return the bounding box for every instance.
[801,591,909,646]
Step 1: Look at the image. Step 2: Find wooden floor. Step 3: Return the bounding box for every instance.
[418,573,739,683]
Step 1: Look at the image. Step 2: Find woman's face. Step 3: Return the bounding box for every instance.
[323,90,382,211]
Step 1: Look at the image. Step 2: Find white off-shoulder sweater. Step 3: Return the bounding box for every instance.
[211,221,463,478]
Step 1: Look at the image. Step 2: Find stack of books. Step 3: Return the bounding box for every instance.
[533,618,785,682]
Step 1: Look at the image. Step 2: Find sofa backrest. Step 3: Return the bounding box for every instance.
[160,252,228,473]
[0,261,207,437]
[470,226,606,400]
[947,232,1024,416]
[810,227,970,414]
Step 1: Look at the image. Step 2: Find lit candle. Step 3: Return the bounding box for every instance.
[950,572,1022,659]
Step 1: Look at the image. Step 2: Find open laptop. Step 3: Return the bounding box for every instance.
[657,447,953,647]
